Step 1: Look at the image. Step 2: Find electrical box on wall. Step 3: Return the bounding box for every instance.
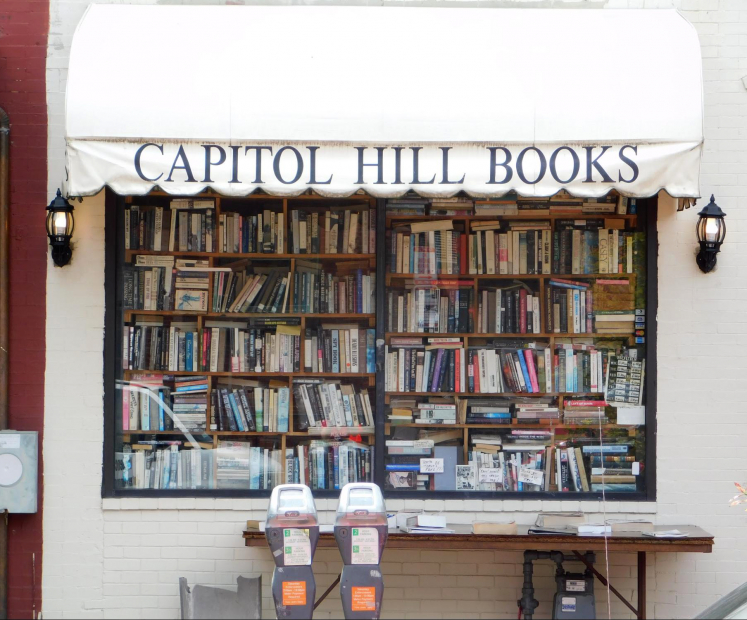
[0,431,38,513]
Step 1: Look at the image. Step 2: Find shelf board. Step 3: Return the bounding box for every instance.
[386,272,633,281]
[385,213,638,221]
[386,332,555,338]
[123,370,374,378]
[385,423,640,430]
[126,250,375,260]
[124,310,375,319]
[385,392,603,397]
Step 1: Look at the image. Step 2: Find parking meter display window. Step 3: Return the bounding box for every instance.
[351,527,379,565]
[283,528,312,566]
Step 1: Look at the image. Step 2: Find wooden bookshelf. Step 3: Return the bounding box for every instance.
[383,194,648,494]
[117,192,378,492]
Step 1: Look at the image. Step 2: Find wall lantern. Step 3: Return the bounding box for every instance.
[696,195,726,274]
[45,189,75,267]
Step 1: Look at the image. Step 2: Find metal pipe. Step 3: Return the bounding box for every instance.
[0,105,11,620]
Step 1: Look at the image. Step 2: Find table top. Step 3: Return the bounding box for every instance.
[244,524,713,553]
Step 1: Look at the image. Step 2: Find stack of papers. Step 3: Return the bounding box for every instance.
[642,529,686,538]
[402,513,454,534]
[577,524,612,536]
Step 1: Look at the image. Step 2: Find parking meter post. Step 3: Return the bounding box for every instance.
[333,483,388,620]
[265,485,320,619]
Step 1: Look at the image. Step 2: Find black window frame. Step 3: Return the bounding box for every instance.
[103,190,657,501]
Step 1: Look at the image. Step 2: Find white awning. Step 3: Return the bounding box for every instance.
[65,5,703,199]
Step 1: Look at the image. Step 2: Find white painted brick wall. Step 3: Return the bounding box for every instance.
[43,1,747,618]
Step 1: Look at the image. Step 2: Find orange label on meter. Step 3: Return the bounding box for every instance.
[282,581,307,606]
[351,586,376,612]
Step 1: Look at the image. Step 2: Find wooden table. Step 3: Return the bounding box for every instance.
[244,525,713,619]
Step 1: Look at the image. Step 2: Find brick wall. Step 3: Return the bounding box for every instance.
[43,1,747,619]
[0,0,48,618]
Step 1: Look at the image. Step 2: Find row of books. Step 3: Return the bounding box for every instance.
[386,197,473,216]
[124,256,213,312]
[302,326,376,374]
[219,210,284,254]
[124,200,216,253]
[292,264,375,314]
[117,445,215,490]
[202,323,301,373]
[212,385,289,432]
[386,287,473,334]
[212,268,290,314]
[293,381,374,430]
[290,208,376,255]
[122,321,300,373]
[468,223,551,275]
[477,286,541,334]
[285,441,372,489]
[555,224,641,275]
[217,441,283,490]
[122,375,207,432]
[388,225,465,275]
[385,193,635,217]
[385,338,466,394]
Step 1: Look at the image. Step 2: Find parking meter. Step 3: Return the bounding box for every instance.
[265,485,320,619]
[334,483,388,620]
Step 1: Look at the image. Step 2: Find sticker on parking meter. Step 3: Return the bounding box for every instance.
[351,527,380,565]
[282,581,307,606]
[282,528,312,566]
[351,587,376,612]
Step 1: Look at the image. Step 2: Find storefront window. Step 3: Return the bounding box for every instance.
[108,191,654,498]
[113,194,377,492]
[383,194,650,495]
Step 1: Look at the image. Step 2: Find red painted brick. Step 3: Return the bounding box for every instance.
[1,0,49,614]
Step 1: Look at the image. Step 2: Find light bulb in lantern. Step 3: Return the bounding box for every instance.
[704,217,720,243]
[53,211,68,236]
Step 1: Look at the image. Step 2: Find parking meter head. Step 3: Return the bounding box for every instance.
[267,484,318,528]
[335,483,387,528]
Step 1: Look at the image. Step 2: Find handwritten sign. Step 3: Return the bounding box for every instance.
[414,440,435,449]
[479,468,503,483]
[518,467,544,486]
[419,458,444,474]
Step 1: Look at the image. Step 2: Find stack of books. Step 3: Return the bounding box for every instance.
[563,399,608,425]
[465,399,512,425]
[171,375,208,432]
[594,310,636,334]
[515,402,560,422]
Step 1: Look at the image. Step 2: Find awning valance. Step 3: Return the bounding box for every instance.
[65,5,704,199]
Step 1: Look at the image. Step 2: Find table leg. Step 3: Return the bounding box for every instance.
[637,551,646,620]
